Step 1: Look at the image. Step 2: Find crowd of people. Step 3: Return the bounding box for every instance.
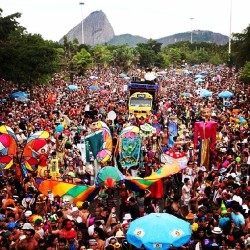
[0,64,249,250]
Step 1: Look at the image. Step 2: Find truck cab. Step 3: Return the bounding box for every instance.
[128,77,159,118]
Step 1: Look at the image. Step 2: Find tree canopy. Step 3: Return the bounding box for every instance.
[0,9,59,86]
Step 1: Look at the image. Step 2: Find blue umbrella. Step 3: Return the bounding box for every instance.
[195,78,204,83]
[218,90,234,98]
[182,92,191,97]
[15,97,30,103]
[200,89,212,98]
[10,91,28,99]
[68,84,78,90]
[195,74,203,78]
[127,213,191,250]
[89,85,100,91]
[119,73,127,78]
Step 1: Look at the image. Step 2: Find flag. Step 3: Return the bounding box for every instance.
[46,94,57,104]
[37,179,98,203]
[221,200,227,215]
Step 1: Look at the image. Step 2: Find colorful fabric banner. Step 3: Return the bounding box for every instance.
[125,161,181,191]
[38,179,98,203]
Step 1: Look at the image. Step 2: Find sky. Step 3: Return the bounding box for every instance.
[1,0,250,42]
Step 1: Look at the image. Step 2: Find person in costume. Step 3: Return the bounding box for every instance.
[194,107,218,170]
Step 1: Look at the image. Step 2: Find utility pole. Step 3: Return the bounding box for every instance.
[79,2,84,44]
[228,0,232,68]
[190,18,194,44]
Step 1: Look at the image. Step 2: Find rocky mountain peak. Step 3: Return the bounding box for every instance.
[61,10,115,46]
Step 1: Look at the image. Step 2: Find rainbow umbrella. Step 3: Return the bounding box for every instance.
[0,133,17,169]
[95,166,124,188]
[0,125,18,142]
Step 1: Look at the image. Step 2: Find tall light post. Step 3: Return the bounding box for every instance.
[190,18,194,44]
[79,2,84,44]
[228,0,232,66]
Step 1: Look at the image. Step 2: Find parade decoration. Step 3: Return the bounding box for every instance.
[140,123,156,137]
[115,126,141,168]
[85,121,112,164]
[23,131,50,170]
[0,126,18,169]
[194,119,217,170]
[95,166,124,188]
[0,125,18,141]
[161,149,188,170]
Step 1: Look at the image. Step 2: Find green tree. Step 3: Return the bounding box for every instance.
[72,48,93,75]
[232,25,250,68]
[0,9,22,41]
[108,44,136,71]
[167,48,182,66]
[0,31,59,86]
[0,9,59,88]
[91,45,112,69]
[239,61,250,84]
[136,39,163,68]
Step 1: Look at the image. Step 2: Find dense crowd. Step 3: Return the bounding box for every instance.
[0,64,249,250]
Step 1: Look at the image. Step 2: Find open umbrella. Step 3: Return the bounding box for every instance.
[68,85,78,91]
[95,166,124,188]
[218,90,234,98]
[200,89,212,98]
[89,85,100,91]
[194,74,203,78]
[15,97,30,103]
[10,91,28,99]
[127,213,191,250]
[119,73,127,78]
[194,78,204,83]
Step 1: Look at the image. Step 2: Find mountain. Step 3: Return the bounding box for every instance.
[59,10,114,45]
[156,30,229,46]
[60,10,229,47]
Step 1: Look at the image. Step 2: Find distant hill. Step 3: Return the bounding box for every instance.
[108,34,147,47]
[60,10,229,47]
[156,30,229,46]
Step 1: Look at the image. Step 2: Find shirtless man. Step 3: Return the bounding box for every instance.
[13,223,38,250]
[160,128,169,152]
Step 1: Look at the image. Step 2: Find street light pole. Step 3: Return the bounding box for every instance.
[190,18,194,44]
[79,2,84,44]
[228,0,232,66]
